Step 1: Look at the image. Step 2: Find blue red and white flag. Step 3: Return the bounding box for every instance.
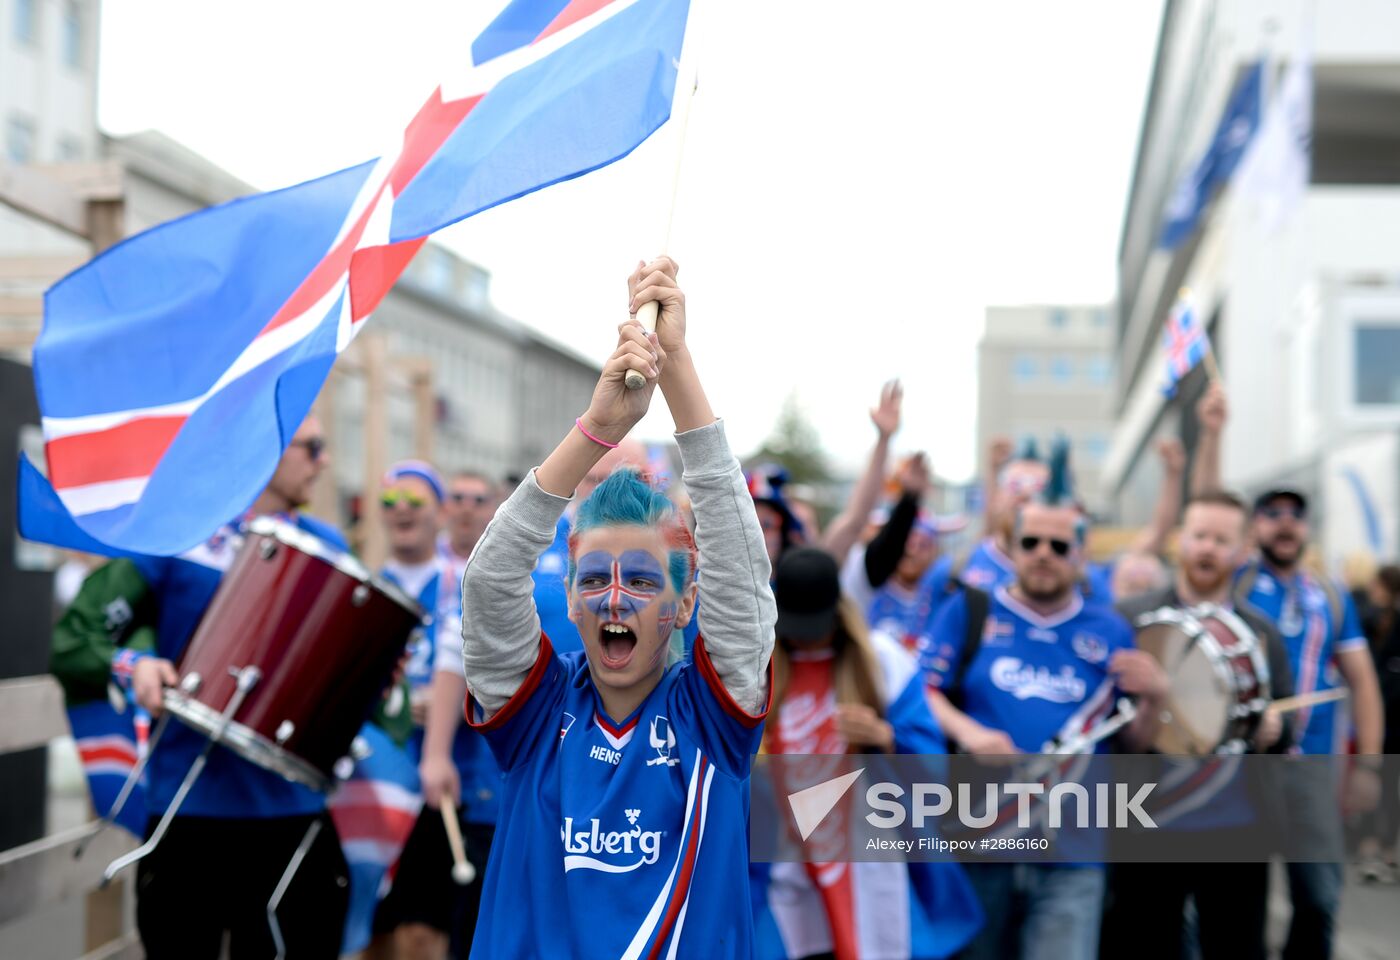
[328,723,424,955]
[66,699,149,837]
[1161,292,1212,396]
[19,0,691,557]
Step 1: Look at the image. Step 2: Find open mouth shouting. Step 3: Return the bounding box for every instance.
[599,621,639,670]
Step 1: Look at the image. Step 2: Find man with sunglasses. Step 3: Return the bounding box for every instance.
[1236,487,1383,959]
[50,417,354,959]
[439,472,498,577]
[1195,382,1385,958]
[373,460,501,959]
[921,499,1167,960]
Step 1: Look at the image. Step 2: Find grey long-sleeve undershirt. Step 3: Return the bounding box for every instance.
[460,418,776,718]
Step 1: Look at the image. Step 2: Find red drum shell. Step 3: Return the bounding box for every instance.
[167,518,420,790]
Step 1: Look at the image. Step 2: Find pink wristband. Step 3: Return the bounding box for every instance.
[575,417,620,449]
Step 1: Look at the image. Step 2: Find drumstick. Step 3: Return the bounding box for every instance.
[1266,688,1350,715]
[625,69,699,391]
[440,796,475,885]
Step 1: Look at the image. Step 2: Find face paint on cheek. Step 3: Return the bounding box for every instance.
[655,600,679,641]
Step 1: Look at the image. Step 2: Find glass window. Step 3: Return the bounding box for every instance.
[1049,309,1069,329]
[62,2,82,69]
[7,115,35,164]
[1085,356,1113,386]
[1049,356,1075,384]
[1354,324,1400,405]
[1011,355,1039,384]
[14,0,35,46]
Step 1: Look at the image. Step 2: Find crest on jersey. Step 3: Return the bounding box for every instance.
[646,715,679,767]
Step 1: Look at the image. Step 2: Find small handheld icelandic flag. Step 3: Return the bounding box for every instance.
[1161,292,1212,397]
[19,0,692,558]
[327,723,424,955]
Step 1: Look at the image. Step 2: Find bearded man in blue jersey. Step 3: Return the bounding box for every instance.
[921,498,1168,960]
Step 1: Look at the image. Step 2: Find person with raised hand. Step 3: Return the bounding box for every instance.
[458,258,776,959]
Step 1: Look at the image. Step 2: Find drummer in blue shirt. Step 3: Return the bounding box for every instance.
[50,417,351,960]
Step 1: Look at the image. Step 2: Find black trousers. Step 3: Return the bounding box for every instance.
[136,813,348,960]
[374,804,495,957]
[1100,859,1268,960]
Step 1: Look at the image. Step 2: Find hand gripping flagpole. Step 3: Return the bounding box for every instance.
[625,63,700,391]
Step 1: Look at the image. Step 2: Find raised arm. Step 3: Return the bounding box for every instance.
[461,325,664,717]
[822,380,902,563]
[631,257,777,714]
[1129,438,1185,555]
[1190,382,1226,497]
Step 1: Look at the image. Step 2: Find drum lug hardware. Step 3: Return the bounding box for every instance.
[275,720,295,744]
[180,672,202,694]
[352,584,371,607]
[350,735,372,761]
[333,756,356,782]
[260,540,278,561]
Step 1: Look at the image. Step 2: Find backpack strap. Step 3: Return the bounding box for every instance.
[943,583,990,709]
[1233,558,1261,611]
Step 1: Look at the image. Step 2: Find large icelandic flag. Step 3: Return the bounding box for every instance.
[328,723,424,955]
[19,0,691,557]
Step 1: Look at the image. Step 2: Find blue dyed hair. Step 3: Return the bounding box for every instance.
[567,468,696,594]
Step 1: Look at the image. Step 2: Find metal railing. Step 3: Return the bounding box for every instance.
[0,675,140,960]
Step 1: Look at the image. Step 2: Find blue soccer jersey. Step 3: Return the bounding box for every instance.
[466,635,768,959]
[1240,565,1366,754]
[865,555,955,656]
[921,586,1134,752]
[956,538,1016,593]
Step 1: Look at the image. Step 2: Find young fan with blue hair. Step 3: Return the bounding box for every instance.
[458,257,777,958]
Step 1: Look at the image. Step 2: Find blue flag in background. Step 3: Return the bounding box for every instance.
[1159,61,1264,249]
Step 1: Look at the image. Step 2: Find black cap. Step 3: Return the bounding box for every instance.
[1254,487,1308,516]
[773,547,841,641]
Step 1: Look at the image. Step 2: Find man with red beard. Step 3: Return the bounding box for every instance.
[1103,491,1294,960]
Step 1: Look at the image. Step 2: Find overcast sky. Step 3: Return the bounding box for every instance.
[98,0,1163,479]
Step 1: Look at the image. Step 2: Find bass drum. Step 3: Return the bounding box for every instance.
[163,517,422,791]
[1133,604,1270,756]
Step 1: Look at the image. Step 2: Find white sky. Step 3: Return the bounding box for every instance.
[97,0,1163,480]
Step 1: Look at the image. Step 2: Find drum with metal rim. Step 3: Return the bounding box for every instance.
[1132,603,1270,756]
[162,516,422,791]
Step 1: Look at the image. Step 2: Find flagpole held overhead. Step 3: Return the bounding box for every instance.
[626,42,701,389]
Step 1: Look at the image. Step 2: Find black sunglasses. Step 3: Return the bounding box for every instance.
[289,437,326,461]
[1020,535,1072,557]
[450,492,492,506]
[1259,505,1304,521]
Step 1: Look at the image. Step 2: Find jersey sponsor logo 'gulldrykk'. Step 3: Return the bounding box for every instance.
[561,808,665,873]
[989,657,1087,703]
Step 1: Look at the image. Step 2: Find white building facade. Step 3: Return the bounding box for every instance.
[978,304,1116,515]
[1107,0,1400,568]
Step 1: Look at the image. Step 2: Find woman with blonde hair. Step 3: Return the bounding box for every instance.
[752,547,983,960]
